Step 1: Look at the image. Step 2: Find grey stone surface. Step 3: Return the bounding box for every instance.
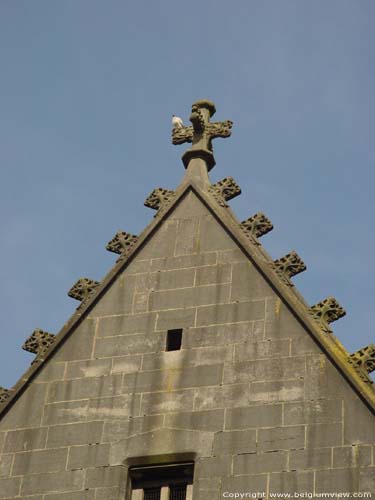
[47,421,104,448]
[1,189,374,499]
[12,448,68,475]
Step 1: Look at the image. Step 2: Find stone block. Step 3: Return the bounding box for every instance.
[234,339,290,362]
[53,319,95,362]
[359,468,375,493]
[47,421,104,448]
[213,429,256,454]
[0,477,21,499]
[21,470,84,495]
[333,445,372,468]
[196,300,265,327]
[225,404,282,430]
[111,355,142,374]
[88,394,140,420]
[0,383,47,430]
[149,283,230,311]
[68,443,111,469]
[184,322,256,348]
[195,455,232,478]
[97,313,157,337]
[164,409,224,432]
[66,359,112,379]
[224,356,305,384]
[304,354,352,400]
[102,415,164,442]
[4,427,47,452]
[42,400,89,426]
[141,389,194,414]
[290,336,321,355]
[142,346,233,371]
[95,486,124,500]
[269,471,314,494]
[249,379,305,403]
[150,252,217,272]
[284,399,343,425]
[12,448,68,475]
[231,261,273,302]
[94,332,165,358]
[170,191,208,218]
[122,364,223,393]
[194,384,249,411]
[221,474,267,497]
[155,307,196,331]
[264,300,305,339]
[315,468,360,493]
[198,215,235,252]
[84,465,126,489]
[175,217,199,255]
[257,425,305,452]
[45,492,94,500]
[234,451,287,474]
[289,448,332,470]
[35,361,66,382]
[137,220,178,259]
[0,454,12,478]
[89,274,136,317]
[48,374,123,403]
[343,396,375,444]
[195,264,231,286]
[217,249,247,264]
[306,423,343,448]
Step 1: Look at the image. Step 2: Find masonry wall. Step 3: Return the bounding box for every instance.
[0,191,374,499]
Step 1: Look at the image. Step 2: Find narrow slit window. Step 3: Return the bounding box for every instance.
[130,462,194,500]
[166,329,183,351]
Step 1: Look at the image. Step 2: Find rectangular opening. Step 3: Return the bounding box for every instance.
[166,329,183,351]
[130,462,194,500]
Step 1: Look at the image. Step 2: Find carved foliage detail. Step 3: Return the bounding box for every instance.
[22,329,56,357]
[68,278,100,302]
[309,297,346,333]
[209,177,241,207]
[273,251,306,283]
[144,188,175,211]
[172,125,193,145]
[0,387,11,404]
[348,344,375,384]
[106,231,138,255]
[240,212,273,239]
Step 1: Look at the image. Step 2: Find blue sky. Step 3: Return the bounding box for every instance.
[0,0,374,387]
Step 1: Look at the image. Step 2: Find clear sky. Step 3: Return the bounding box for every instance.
[0,0,374,387]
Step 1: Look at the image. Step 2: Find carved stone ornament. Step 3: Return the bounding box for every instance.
[208,177,241,207]
[68,278,100,302]
[0,387,11,404]
[22,329,56,357]
[172,99,233,170]
[273,251,306,284]
[309,297,346,333]
[240,212,273,239]
[144,188,175,211]
[348,344,375,384]
[106,231,138,255]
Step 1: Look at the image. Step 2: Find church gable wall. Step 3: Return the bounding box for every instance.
[0,191,374,499]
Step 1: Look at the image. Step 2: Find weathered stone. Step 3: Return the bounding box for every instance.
[225,404,282,430]
[195,456,232,478]
[234,451,287,474]
[141,389,195,414]
[0,454,12,478]
[68,443,110,469]
[106,231,138,255]
[47,374,123,403]
[208,177,241,206]
[213,429,256,454]
[0,477,21,499]
[315,468,360,493]
[164,409,224,432]
[309,296,346,333]
[183,322,256,348]
[0,384,47,430]
[348,344,375,384]
[175,217,199,255]
[240,212,273,239]
[102,415,164,442]
[231,261,273,302]
[53,319,95,362]
[88,395,140,420]
[194,384,249,411]
[144,187,174,211]
[97,313,157,338]
[272,250,306,283]
[89,274,136,317]
[269,471,314,494]
[42,400,89,426]
[155,307,196,331]
[306,422,343,448]
[196,300,265,326]
[4,427,47,453]
[150,252,217,272]
[45,492,94,500]
[257,425,305,451]
[284,399,342,425]
[149,283,230,311]
[224,356,305,384]
[234,339,290,362]
[68,277,100,302]
[111,355,142,374]
[22,328,55,357]
[198,215,236,251]
[289,448,332,470]
[47,421,103,448]
[66,358,112,379]
[249,379,305,403]
[21,470,84,495]
[333,445,372,468]
[94,332,165,358]
[13,448,68,475]
[195,264,231,286]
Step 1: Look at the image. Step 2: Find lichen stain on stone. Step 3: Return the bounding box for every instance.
[275,298,281,317]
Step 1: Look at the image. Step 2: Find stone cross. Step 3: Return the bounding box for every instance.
[172,99,233,171]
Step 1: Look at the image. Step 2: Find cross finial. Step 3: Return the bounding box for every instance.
[172,99,233,171]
